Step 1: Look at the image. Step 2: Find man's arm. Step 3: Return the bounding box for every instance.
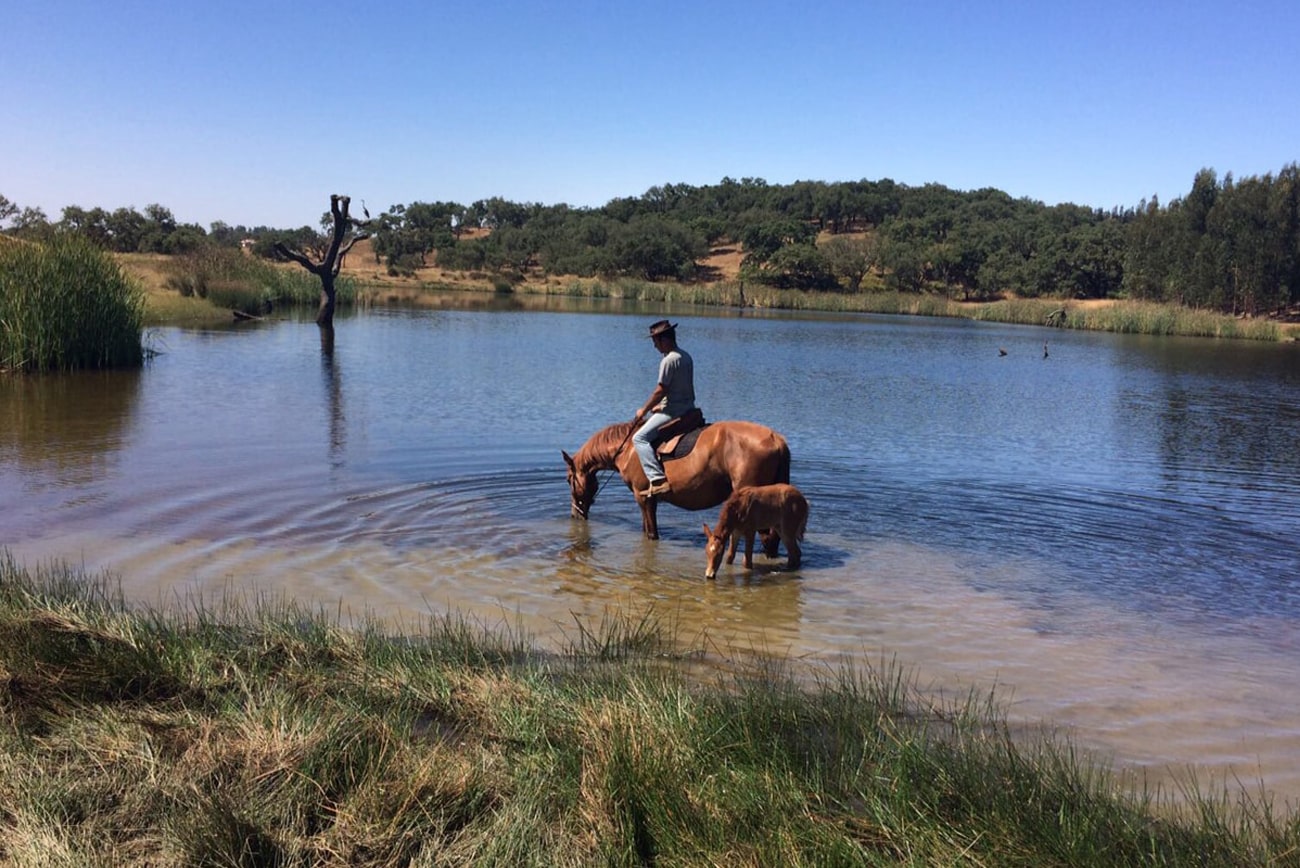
[634,383,668,422]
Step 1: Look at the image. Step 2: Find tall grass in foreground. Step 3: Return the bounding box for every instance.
[165,248,358,315]
[2,553,1297,866]
[0,236,145,372]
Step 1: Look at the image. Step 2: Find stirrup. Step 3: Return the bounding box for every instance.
[641,479,672,499]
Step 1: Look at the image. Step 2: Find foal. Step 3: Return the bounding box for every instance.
[702,483,808,579]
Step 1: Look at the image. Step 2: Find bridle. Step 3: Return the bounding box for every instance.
[577,421,638,513]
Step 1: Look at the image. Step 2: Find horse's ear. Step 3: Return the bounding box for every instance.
[702,523,714,539]
[561,450,575,470]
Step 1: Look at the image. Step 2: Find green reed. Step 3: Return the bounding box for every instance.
[0,235,145,372]
[2,551,1296,866]
[964,297,1281,340]
[1073,302,1280,340]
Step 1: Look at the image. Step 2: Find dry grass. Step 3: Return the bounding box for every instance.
[115,253,175,294]
[698,243,745,282]
[337,236,748,294]
[115,253,231,325]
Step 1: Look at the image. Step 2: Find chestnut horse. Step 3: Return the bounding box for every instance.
[703,483,809,579]
[562,420,790,540]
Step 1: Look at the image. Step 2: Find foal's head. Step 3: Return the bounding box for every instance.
[702,522,729,580]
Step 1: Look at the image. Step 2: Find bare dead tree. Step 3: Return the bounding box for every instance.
[274,194,369,329]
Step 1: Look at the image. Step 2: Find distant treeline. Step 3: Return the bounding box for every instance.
[4,164,1298,315]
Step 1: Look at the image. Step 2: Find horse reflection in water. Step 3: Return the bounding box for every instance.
[562,419,791,542]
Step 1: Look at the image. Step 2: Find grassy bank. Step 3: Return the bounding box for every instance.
[124,248,1297,341]
[502,278,1291,341]
[2,554,1296,866]
[168,247,358,313]
[116,250,361,326]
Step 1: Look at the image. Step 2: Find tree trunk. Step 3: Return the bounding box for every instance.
[317,273,336,327]
[274,194,368,331]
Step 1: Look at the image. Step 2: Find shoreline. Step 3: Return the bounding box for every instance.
[118,249,1300,342]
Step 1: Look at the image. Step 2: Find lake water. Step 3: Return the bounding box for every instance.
[3,302,1300,804]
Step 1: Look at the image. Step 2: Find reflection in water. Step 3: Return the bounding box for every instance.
[560,520,593,558]
[0,369,140,486]
[1099,338,1300,625]
[321,336,346,464]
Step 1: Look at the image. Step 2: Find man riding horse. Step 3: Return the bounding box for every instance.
[563,319,791,542]
[631,319,694,500]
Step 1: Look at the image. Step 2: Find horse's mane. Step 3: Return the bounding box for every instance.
[574,421,637,470]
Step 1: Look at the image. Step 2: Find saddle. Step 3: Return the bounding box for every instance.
[652,408,707,460]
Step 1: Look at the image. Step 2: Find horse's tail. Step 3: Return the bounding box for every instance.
[776,440,791,486]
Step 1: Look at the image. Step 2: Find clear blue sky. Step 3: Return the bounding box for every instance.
[4,0,1297,230]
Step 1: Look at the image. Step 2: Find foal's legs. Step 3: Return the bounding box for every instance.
[783,535,801,569]
[725,532,739,565]
[780,516,803,569]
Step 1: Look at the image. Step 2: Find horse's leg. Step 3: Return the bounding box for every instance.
[742,531,756,569]
[641,499,660,540]
[725,532,738,565]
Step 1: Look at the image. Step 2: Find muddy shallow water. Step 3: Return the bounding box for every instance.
[4,304,1299,803]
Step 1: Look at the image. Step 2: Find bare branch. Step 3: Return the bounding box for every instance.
[319,195,353,267]
[331,232,369,278]
[338,232,368,258]
[273,242,321,274]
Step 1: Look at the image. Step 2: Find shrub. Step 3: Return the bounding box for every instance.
[0,236,144,372]
[204,280,270,316]
[387,253,422,277]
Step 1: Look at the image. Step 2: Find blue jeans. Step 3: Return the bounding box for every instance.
[632,412,672,484]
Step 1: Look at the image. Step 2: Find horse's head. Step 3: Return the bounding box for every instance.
[562,450,598,520]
